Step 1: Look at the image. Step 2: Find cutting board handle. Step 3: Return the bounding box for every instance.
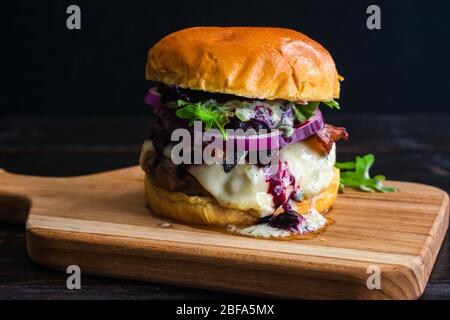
[0,166,143,224]
[0,168,39,224]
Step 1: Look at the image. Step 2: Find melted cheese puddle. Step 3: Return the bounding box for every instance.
[228,208,327,238]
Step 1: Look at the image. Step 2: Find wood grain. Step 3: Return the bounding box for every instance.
[0,166,448,299]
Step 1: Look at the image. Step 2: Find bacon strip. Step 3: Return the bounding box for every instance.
[314,124,349,154]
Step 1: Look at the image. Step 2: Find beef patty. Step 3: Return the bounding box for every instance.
[140,140,211,197]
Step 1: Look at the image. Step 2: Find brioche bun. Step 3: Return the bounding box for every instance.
[146,27,341,102]
[144,168,340,226]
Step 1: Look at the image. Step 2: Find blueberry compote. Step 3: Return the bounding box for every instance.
[259,210,305,233]
[260,161,306,233]
[265,161,295,208]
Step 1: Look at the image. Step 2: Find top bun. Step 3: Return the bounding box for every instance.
[146,27,341,102]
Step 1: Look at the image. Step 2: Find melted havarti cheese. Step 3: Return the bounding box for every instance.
[280,142,336,199]
[189,163,274,216]
[187,141,336,217]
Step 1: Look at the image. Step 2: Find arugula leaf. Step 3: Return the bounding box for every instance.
[175,100,231,139]
[323,99,340,110]
[293,99,341,123]
[334,161,355,170]
[293,102,319,123]
[336,154,397,193]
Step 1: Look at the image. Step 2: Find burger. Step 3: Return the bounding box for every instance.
[140,27,348,237]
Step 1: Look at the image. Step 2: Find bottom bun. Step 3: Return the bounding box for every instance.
[144,168,340,226]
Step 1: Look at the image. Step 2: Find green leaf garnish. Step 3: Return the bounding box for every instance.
[293,102,319,123]
[323,99,340,110]
[334,160,355,170]
[336,154,397,193]
[175,100,232,139]
[293,99,341,123]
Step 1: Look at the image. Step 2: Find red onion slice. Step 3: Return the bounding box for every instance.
[278,108,324,149]
[143,87,161,107]
[204,108,324,151]
[144,88,188,131]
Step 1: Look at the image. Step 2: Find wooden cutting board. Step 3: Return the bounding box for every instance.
[0,166,448,299]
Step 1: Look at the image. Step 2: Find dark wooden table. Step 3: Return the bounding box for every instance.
[0,115,449,299]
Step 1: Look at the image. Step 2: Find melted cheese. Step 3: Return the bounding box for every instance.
[228,207,327,238]
[188,141,336,217]
[280,142,336,199]
[189,164,274,215]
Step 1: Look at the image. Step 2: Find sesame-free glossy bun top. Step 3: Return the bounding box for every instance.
[146,27,341,102]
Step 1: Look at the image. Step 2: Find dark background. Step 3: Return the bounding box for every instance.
[3,0,450,116]
[1,1,450,300]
